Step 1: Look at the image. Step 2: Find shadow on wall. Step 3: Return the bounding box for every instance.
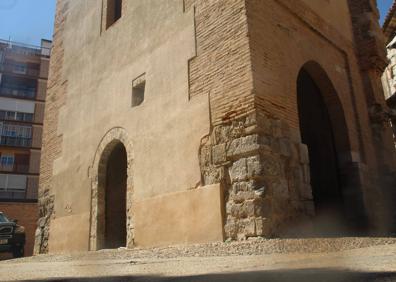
[22,269,396,282]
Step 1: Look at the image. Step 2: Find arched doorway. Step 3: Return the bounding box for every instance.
[297,63,351,235]
[90,128,133,251]
[93,141,128,249]
[102,142,127,248]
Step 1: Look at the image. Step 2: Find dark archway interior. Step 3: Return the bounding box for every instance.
[104,142,127,248]
[297,69,346,234]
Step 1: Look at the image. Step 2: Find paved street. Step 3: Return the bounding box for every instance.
[1,238,396,281]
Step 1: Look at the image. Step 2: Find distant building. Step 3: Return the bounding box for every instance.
[0,39,51,256]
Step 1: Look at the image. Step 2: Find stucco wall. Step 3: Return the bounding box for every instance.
[43,0,210,253]
[134,184,224,247]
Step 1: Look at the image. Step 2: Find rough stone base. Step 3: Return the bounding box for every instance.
[199,112,314,240]
[34,190,55,255]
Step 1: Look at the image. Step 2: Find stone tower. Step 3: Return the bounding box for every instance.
[35,0,396,254]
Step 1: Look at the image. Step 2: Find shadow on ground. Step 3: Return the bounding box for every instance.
[21,269,396,282]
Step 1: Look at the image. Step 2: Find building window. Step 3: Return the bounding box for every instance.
[0,110,33,122]
[13,63,27,75]
[5,111,15,120]
[0,75,37,99]
[0,155,14,166]
[0,123,32,147]
[0,84,36,99]
[106,0,122,29]
[0,174,27,200]
[132,74,145,107]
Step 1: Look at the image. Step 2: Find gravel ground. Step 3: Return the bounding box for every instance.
[8,237,396,262]
[1,237,396,281]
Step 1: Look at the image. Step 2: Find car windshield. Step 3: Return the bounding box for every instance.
[0,214,9,223]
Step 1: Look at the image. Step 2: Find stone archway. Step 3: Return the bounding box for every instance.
[296,61,364,234]
[89,128,134,250]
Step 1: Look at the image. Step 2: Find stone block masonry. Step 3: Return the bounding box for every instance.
[199,112,314,240]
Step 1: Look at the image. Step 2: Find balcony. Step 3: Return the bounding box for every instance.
[0,39,50,58]
[0,136,32,147]
[0,110,34,123]
[0,173,37,200]
[0,86,36,99]
[0,163,29,173]
[0,63,40,77]
[0,188,26,200]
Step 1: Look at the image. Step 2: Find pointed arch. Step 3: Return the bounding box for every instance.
[297,61,367,234]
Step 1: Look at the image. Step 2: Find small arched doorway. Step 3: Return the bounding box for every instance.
[297,62,351,234]
[101,142,127,249]
[90,128,133,251]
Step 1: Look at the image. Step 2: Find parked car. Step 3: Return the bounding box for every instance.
[0,212,25,258]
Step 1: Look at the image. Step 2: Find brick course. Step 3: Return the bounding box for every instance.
[185,0,255,124]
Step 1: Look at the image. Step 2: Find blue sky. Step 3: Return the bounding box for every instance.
[379,0,394,24]
[0,0,56,46]
[0,0,394,47]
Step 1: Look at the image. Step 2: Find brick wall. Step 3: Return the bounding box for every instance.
[39,0,67,201]
[247,0,392,234]
[35,0,69,254]
[0,202,38,257]
[190,0,396,235]
[184,0,255,125]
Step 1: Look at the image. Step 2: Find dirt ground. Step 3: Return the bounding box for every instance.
[1,238,396,282]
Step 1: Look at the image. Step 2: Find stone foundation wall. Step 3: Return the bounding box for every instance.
[34,193,54,255]
[199,112,314,240]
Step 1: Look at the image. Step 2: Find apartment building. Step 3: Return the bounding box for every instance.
[0,39,50,256]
